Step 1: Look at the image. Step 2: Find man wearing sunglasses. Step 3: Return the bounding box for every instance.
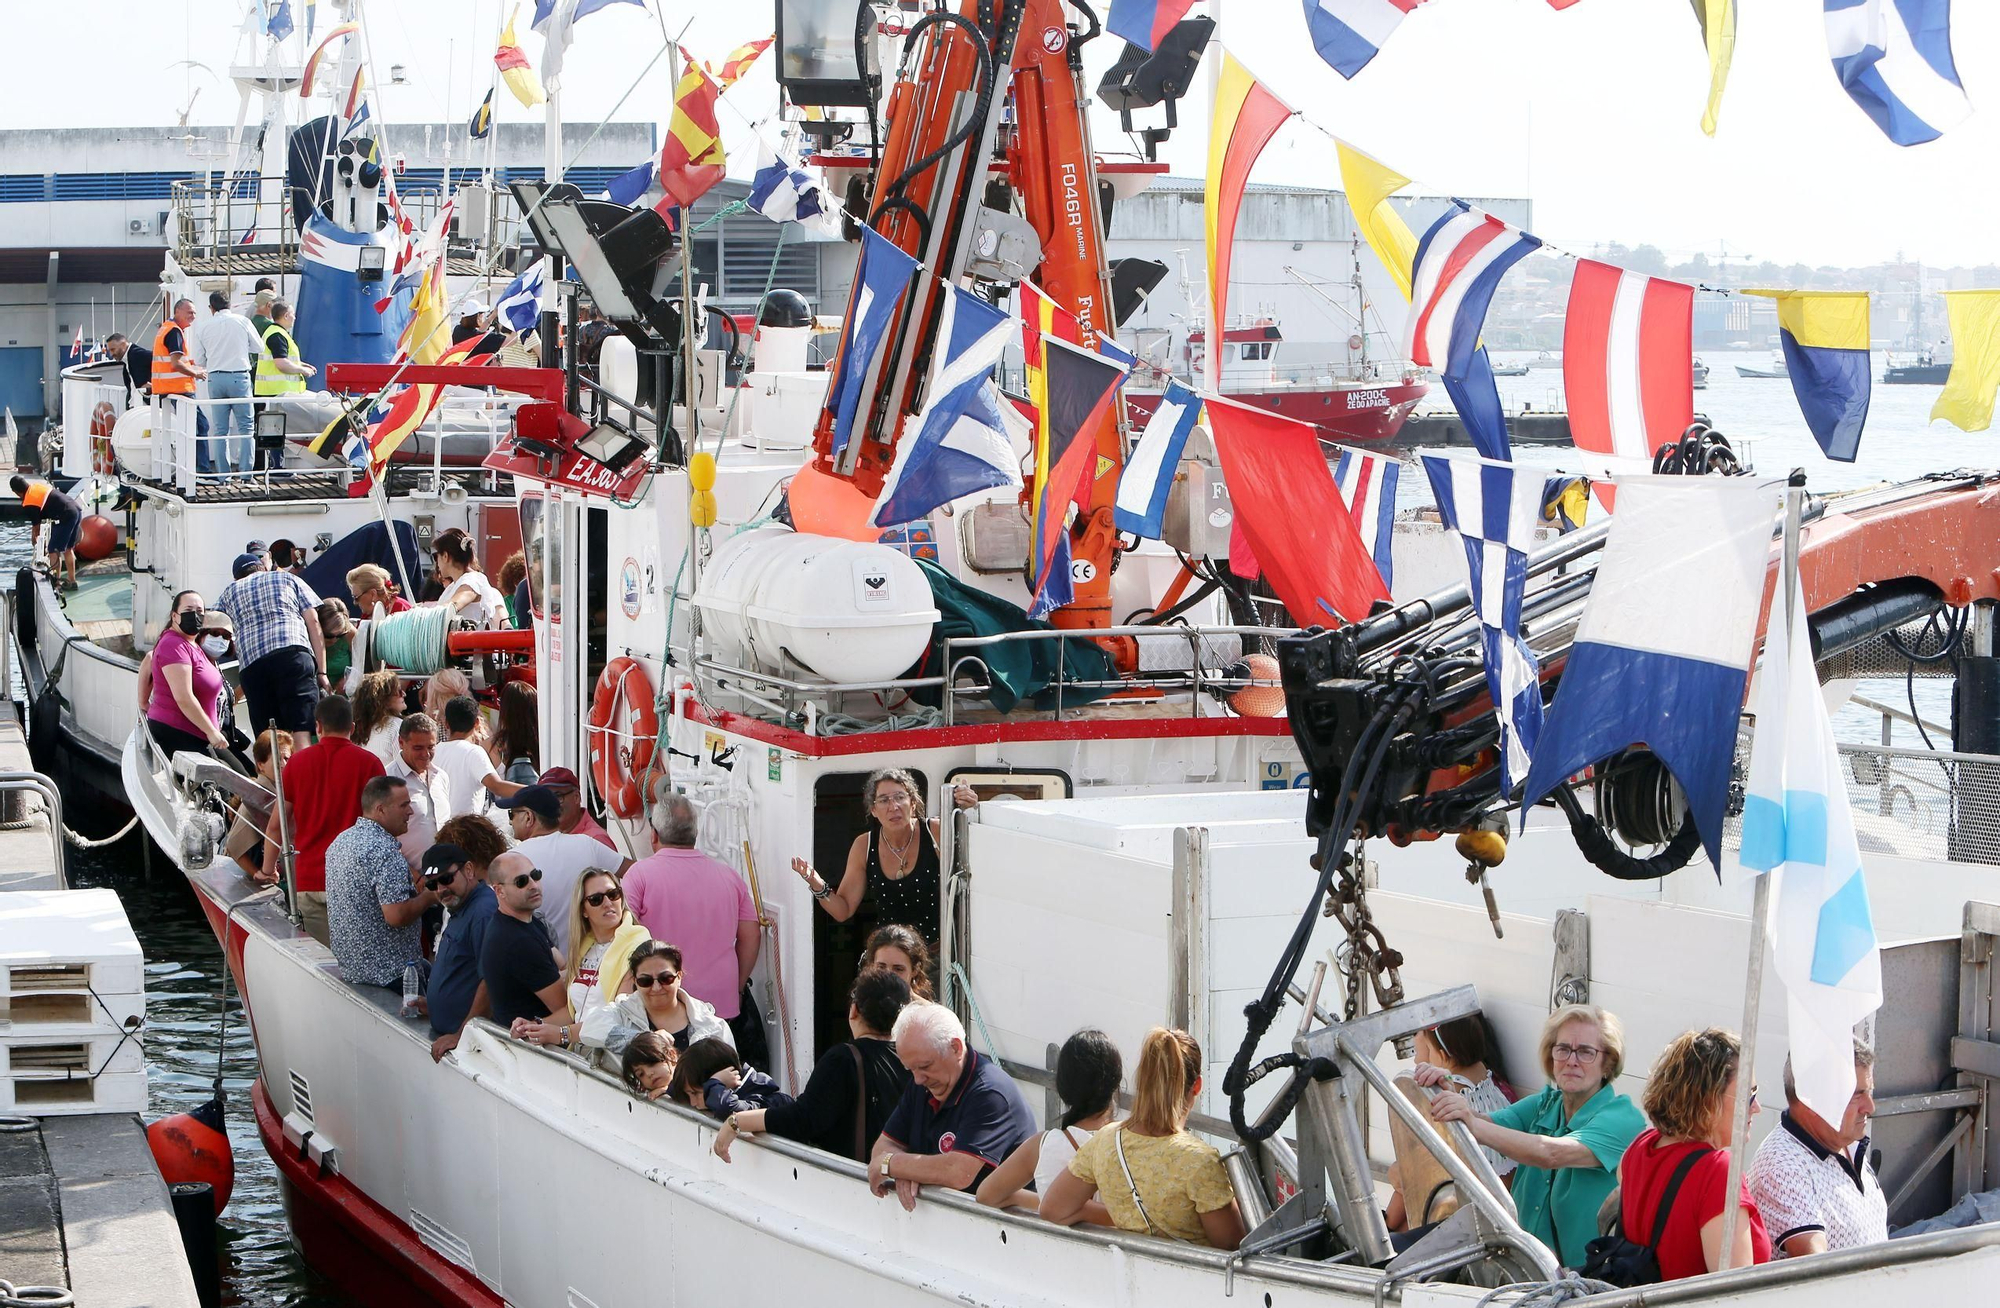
[492,784,629,940]
[424,844,496,1062]
[479,849,575,1035]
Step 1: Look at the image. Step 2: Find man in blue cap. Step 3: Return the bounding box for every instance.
[217,549,327,750]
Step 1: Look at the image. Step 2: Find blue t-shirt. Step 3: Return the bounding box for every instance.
[881,1049,1036,1190]
[428,882,497,1037]
[480,911,559,1027]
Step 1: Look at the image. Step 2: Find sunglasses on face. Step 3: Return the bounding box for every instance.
[634,970,680,988]
[584,887,623,908]
[507,868,544,889]
[423,869,462,890]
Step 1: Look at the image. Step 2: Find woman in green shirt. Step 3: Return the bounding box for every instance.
[1425,1003,1645,1267]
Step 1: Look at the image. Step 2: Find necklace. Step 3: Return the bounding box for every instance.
[881,825,917,873]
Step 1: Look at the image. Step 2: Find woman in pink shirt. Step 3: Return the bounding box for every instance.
[142,590,231,758]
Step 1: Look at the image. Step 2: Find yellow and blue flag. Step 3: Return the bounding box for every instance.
[468,89,494,141]
[1746,290,1871,461]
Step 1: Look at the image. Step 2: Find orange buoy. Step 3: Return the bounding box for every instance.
[75,515,119,562]
[587,656,658,819]
[146,1092,234,1215]
[1229,653,1288,718]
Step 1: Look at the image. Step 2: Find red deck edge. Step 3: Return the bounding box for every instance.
[252,1080,503,1308]
[684,701,1292,756]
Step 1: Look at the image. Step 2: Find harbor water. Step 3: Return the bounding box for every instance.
[3,349,1979,1306]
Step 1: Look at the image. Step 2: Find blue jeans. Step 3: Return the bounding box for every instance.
[207,370,253,472]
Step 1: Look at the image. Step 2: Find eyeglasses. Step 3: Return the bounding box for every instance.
[423,869,461,890]
[871,794,910,808]
[507,868,544,889]
[583,887,623,908]
[634,970,680,988]
[1552,1043,1603,1064]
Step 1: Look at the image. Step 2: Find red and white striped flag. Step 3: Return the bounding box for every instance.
[1562,259,1693,466]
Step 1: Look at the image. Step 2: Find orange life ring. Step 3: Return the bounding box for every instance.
[90,400,117,476]
[588,656,658,819]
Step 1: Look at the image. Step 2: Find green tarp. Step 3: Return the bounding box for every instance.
[910,560,1117,714]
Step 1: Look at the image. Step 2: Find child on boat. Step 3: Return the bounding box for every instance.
[678,1037,793,1118]
[621,1030,679,1101]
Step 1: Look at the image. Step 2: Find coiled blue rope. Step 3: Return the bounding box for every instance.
[368,604,455,675]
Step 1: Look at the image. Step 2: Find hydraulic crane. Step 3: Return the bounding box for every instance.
[800,0,1132,632]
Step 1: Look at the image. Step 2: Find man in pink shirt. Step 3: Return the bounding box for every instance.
[539,766,618,850]
[624,784,766,1065]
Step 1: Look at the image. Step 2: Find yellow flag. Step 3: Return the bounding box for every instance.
[1932,290,2000,433]
[407,262,450,368]
[1336,141,1419,302]
[1695,0,1734,136]
[494,9,545,109]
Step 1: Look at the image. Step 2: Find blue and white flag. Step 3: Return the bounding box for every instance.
[1303,0,1424,80]
[828,227,920,459]
[493,258,551,334]
[532,0,646,87]
[1521,477,1782,869]
[267,0,296,41]
[602,159,655,207]
[1824,0,1970,146]
[1406,203,1540,461]
[1422,453,1548,798]
[1333,444,1400,592]
[748,135,829,226]
[1741,579,1882,1123]
[341,97,371,140]
[1114,383,1202,540]
[871,286,1021,528]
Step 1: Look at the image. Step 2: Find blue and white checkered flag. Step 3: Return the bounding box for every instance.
[1740,581,1882,1124]
[748,133,828,227]
[493,258,550,334]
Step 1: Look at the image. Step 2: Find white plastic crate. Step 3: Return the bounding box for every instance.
[0,1068,147,1115]
[0,888,146,1000]
[0,1029,145,1079]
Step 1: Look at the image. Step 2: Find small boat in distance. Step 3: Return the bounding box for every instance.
[1490,360,1531,377]
[1886,348,1952,385]
[1735,354,1788,379]
[1692,356,1710,389]
[1526,349,1561,369]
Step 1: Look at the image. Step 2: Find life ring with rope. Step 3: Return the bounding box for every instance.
[587,656,658,820]
[90,401,117,476]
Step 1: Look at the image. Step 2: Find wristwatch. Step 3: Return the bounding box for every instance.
[879,1154,893,1181]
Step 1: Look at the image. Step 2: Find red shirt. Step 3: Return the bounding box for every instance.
[1619,1129,1772,1282]
[281,737,385,892]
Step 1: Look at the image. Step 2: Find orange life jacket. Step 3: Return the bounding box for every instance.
[151,320,195,396]
[20,481,49,510]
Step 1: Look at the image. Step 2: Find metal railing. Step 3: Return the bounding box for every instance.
[169,176,453,263]
[0,770,69,887]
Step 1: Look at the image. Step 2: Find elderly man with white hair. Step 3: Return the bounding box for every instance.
[869,1002,1036,1210]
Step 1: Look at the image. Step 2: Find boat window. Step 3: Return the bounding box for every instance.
[519,493,548,618]
[809,768,929,1059]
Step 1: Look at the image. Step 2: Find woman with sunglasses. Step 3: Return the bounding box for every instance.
[1425,1003,1645,1269]
[580,939,734,1066]
[1617,1028,1771,1280]
[791,769,977,948]
[515,868,650,1048]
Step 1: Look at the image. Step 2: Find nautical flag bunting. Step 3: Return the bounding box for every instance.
[1028,338,1129,615]
[1332,445,1400,593]
[1406,203,1541,461]
[659,48,726,207]
[364,337,499,474]
[493,258,550,334]
[1824,0,1969,146]
[299,21,359,98]
[494,9,546,109]
[268,0,296,41]
[1302,0,1430,80]
[468,88,494,140]
[748,135,828,226]
[1108,0,1199,51]
[871,286,1021,528]
[1745,290,1871,461]
[826,228,921,459]
[1114,383,1202,540]
[1741,578,1883,1126]
[601,159,655,207]
[1694,0,1735,135]
[1931,290,2000,432]
[1337,141,1419,301]
[1205,398,1390,625]
[532,0,645,88]
[1520,476,1781,868]
[1564,259,1695,466]
[1421,453,1548,798]
[713,37,775,91]
[1205,52,1292,390]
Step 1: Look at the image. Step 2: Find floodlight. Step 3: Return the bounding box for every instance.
[776,0,880,108]
[254,409,289,453]
[575,417,647,472]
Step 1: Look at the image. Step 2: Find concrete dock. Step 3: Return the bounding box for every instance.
[0,699,201,1308]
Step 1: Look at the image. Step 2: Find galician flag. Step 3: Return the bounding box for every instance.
[1740,582,1882,1125]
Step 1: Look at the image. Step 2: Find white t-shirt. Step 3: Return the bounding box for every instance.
[362,719,401,767]
[433,737,498,816]
[518,830,624,929]
[440,572,508,628]
[1035,1125,1095,1196]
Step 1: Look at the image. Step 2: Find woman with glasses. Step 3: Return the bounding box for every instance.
[580,939,733,1066]
[1425,1003,1645,1268]
[1617,1028,1771,1279]
[514,869,650,1049]
[790,769,977,948]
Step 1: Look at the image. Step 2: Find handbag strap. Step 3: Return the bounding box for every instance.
[1112,1126,1162,1237]
[1648,1147,1714,1251]
[849,1043,868,1161]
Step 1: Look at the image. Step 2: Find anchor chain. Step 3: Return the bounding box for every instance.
[1322,848,1405,1020]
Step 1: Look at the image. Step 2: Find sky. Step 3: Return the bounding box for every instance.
[13,0,2000,270]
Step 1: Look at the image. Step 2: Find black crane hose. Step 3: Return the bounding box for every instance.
[1550,785,1704,881]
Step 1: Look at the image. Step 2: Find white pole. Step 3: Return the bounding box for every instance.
[1717,471,1805,1269]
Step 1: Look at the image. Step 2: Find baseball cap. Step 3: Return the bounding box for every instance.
[199,610,233,635]
[232,552,265,579]
[420,843,469,878]
[244,539,268,556]
[493,784,561,825]
[537,767,581,790]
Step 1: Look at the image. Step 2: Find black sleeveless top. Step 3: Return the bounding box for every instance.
[865,820,941,946]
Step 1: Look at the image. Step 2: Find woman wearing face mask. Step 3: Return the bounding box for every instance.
[139,590,232,758]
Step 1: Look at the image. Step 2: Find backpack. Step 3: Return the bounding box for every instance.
[1579,1146,1711,1287]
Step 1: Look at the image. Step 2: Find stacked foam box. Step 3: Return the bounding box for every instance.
[0,888,147,1115]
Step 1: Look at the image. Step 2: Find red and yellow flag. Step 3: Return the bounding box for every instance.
[366,338,499,474]
[299,21,359,98]
[712,37,773,91]
[1204,52,1291,390]
[659,48,726,207]
[494,8,545,109]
